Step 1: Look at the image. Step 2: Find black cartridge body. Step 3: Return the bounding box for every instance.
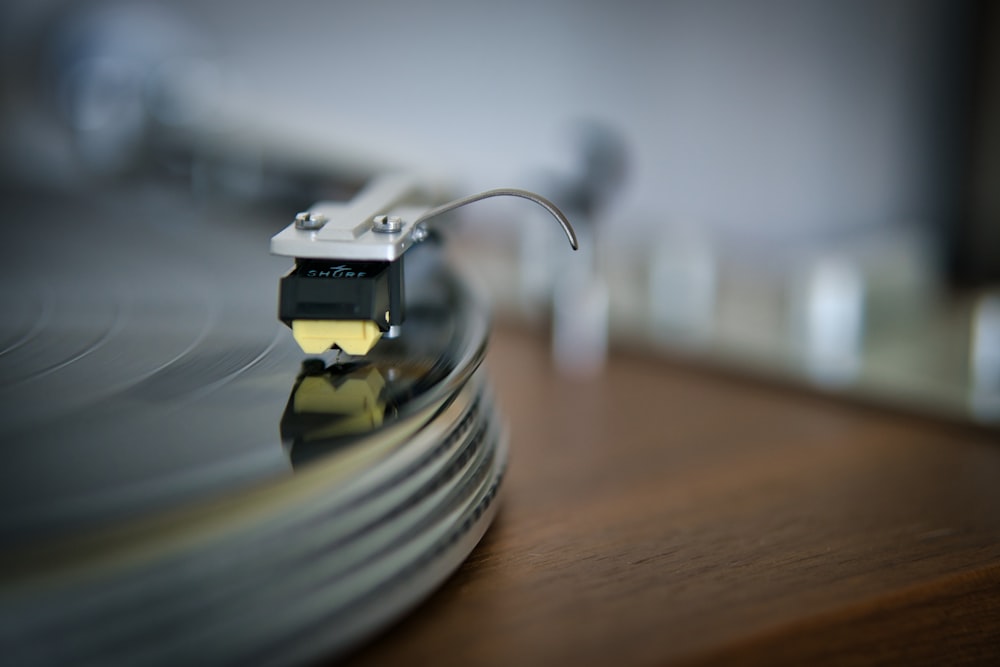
[278,258,405,330]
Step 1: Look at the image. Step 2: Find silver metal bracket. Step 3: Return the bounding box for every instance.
[271,173,578,262]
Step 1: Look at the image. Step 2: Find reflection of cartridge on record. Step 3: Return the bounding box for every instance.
[280,360,388,467]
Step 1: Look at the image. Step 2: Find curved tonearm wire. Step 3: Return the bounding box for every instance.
[412,188,579,250]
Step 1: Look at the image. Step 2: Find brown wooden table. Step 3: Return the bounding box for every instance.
[345,325,1000,666]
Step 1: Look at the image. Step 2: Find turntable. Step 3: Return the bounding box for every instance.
[0,176,575,665]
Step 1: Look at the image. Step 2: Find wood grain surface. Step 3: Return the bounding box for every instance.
[343,324,1000,666]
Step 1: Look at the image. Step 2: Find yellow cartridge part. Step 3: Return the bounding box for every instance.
[291,320,383,355]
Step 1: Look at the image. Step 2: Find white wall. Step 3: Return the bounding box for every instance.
[178,0,959,240]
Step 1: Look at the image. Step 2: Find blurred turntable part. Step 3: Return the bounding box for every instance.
[0,0,422,194]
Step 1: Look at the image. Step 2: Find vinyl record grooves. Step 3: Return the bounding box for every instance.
[0,186,505,665]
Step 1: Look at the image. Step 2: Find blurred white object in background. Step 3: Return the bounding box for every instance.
[792,257,866,388]
[553,273,609,378]
[971,293,1000,421]
[550,215,609,376]
[648,228,718,346]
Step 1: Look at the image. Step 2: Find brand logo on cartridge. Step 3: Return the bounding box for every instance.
[306,264,367,278]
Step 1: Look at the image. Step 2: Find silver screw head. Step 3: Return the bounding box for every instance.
[372,215,403,233]
[295,211,328,230]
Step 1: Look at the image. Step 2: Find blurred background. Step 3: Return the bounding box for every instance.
[1,0,998,425]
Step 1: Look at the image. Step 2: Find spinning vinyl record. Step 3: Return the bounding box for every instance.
[0,185,505,665]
